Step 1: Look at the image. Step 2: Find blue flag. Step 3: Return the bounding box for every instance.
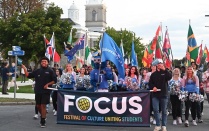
[131,41,138,66]
[100,32,125,79]
[64,44,80,57]
[77,34,85,50]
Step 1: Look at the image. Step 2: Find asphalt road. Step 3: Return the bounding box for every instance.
[0,102,208,131]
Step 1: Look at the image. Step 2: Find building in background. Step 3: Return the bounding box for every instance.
[59,0,107,67]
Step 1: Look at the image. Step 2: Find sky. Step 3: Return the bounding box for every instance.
[48,0,209,59]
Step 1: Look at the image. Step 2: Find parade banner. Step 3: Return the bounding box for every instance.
[57,90,150,127]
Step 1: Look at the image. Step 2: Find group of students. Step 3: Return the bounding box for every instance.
[18,56,209,130]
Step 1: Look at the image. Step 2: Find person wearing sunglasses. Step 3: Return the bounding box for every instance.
[90,53,113,92]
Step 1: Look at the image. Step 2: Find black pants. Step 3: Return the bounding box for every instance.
[2,80,8,94]
[185,96,198,120]
[170,95,182,119]
[52,91,57,111]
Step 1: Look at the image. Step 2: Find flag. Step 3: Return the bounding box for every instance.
[203,45,208,62]
[85,46,92,65]
[131,41,138,66]
[142,48,149,67]
[44,35,50,45]
[64,35,85,57]
[147,25,161,54]
[100,32,125,79]
[64,45,80,57]
[67,29,72,45]
[53,51,60,62]
[155,41,162,59]
[163,29,172,69]
[120,39,125,57]
[44,36,53,56]
[147,38,157,54]
[45,47,51,61]
[187,24,199,61]
[203,46,209,63]
[163,29,171,56]
[196,44,203,65]
[50,33,60,62]
[77,34,85,50]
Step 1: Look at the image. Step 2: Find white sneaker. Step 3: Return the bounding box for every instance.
[53,109,55,113]
[150,117,154,123]
[177,117,182,124]
[162,126,167,131]
[153,126,161,131]
[185,120,189,127]
[33,114,38,119]
[173,120,177,125]
[192,120,197,126]
[201,112,204,116]
[53,111,57,116]
[153,119,156,125]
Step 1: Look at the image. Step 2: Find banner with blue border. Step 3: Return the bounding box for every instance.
[57,89,150,127]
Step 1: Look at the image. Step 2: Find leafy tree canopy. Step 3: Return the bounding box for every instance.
[0,4,74,66]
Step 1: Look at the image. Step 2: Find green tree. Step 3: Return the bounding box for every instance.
[0,0,47,20]
[105,27,145,67]
[0,4,74,67]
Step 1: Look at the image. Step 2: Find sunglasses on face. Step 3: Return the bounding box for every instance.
[94,58,101,63]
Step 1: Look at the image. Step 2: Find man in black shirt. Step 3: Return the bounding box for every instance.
[149,59,172,131]
[22,57,57,128]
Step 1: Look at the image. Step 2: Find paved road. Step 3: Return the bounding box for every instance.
[0,102,208,131]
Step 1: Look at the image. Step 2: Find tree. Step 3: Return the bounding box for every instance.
[0,4,74,67]
[0,0,47,20]
[105,27,145,67]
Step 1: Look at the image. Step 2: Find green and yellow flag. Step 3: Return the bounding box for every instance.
[187,24,198,62]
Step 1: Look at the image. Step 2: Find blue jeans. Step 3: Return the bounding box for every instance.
[152,96,168,126]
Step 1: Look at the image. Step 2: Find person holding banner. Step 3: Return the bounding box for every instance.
[149,59,172,131]
[51,68,62,116]
[145,65,157,125]
[60,63,76,90]
[90,53,113,92]
[125,66,140,91]
[75,67,88,91]
[22,57,57,128]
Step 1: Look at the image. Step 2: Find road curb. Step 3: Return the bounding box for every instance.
[0,101,35,105]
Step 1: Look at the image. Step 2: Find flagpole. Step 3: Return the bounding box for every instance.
[166,26,175,68]
[84,30,88,65]
[52,32,55,67]
[156,24,166,67]
[160,22,164,45]
[200,40,204,66]
[97,31,105,92]
[44,34,46,49]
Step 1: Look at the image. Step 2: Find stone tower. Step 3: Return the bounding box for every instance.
[85,0,106,32]
[68,1,79,24]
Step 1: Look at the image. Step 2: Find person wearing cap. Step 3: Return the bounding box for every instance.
[90,53,113,92]
[149,59,172,131]
[22,57,57,128]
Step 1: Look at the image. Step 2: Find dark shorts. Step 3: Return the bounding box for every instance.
[35,93,50,105]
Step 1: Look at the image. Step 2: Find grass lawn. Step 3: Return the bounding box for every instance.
[0,85,34,93]
[0,98,35,102]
